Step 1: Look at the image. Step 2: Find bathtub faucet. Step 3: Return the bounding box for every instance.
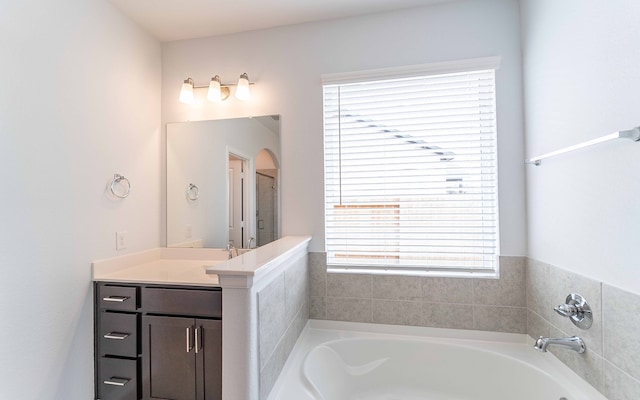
[534,336,586,354]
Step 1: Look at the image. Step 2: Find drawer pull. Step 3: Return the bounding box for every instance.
[104,377,130,386]
[102,296,130,303]
[103,332,130,340]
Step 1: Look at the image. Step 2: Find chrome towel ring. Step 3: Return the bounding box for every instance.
[186,183,199,201]
[110,174,131,198]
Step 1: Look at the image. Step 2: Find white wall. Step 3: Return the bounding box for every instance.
[0,1,161,398]
[521,0,640,295]
[162,0,527,256]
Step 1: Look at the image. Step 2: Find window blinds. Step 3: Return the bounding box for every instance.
[323,69,498,275]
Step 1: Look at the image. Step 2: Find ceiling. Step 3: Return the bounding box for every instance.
[108,0,454,42]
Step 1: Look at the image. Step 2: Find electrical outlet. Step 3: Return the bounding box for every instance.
[116,231,128,250]
[186,224,193,239]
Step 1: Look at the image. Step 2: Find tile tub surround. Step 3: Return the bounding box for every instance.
[258,252,309,400]
[526,259,640,400]
[309,253,527,334]
[309,252,640,399]
[526,258,640,399]
[309,253,527,333]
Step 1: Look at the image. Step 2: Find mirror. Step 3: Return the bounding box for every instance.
[166,115,280,249]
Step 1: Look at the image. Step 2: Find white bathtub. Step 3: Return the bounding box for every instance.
[267,320,606,400]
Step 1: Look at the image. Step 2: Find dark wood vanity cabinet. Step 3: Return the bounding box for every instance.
[142,316,222,400]
[95,282,222,400]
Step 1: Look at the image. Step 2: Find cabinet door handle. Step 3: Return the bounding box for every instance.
[102,296,129,303]
[186,326,193,353]
[104,377,130,386]
[195,325,200,354]
[103,332,130,340]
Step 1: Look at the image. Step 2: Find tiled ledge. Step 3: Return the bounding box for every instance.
[309,253,527,334]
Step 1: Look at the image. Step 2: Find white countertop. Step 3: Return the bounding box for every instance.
[92,236,311,287]
[94,259,222,286]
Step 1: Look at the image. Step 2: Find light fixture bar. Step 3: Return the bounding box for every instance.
[192,82,256,89]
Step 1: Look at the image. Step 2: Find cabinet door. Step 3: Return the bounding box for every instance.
[195,319,222,400]
[142,315,196,400]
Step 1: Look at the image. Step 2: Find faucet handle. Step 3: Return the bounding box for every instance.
[554,303,579,318]
[554,293,593,330]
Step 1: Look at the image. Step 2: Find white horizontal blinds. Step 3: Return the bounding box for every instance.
[323,69,498,274]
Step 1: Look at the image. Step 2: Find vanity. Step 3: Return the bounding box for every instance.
[92,236,311,400]
[96,282,222,400]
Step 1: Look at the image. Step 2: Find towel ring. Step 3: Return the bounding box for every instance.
[186,183,199,201]
[110,174,131,199]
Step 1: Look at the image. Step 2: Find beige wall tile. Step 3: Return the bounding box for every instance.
[284,255,308,323]
[603,284,640,380]
[258,274,287,370]
[325,297,372,323]
[259,335,288,400]
[473,256,526,307]
[372,300,424,326]
[422,277,473,304]
[605,361,640,400]
[527,309,550,340]
[423,302,474,330]
[372,275,422,300]
[473,305,527,333]
[326,273,372,299]
[526,258,550,319]
[310,296,325,319]
[309,252,327,297]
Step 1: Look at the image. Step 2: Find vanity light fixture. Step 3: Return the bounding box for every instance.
[207,75,230,102]
[179,73,253,104]
[179,78,194,104]
[235,73,251,101]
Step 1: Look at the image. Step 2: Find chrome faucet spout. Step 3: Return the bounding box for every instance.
[225,243,238,259]
[534,336,586,354]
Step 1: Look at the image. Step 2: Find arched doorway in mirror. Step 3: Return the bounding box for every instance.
[255,149,279,247]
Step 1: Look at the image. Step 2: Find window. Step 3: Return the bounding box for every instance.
[322,59,499,276]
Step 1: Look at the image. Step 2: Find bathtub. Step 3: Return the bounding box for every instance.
[267,320,606,400]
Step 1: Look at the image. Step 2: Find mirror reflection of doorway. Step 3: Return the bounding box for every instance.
[255,149,279,247]
[256,172,276,246]
[228,154,247,248]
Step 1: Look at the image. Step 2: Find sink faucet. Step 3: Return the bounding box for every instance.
[225,243,238,259]
[534,336,586,353]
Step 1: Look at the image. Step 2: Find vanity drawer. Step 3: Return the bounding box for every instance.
[142,287,222,318]
[98,357,138,400]
[99,312,138,358]
[98,285,138,311]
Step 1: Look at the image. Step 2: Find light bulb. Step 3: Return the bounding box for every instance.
[235,73,251,101]
[207,75,222,102]
[179,78,194,104]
